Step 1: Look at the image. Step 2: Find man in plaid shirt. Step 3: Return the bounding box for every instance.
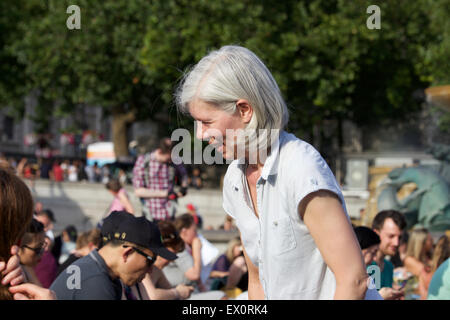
[132,138,188,222]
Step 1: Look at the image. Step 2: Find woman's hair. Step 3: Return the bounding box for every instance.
[105,179,122,193]
[175,45,289,152]
[354,226,380,250]
[76,228,101,250]
[225,237,242,263]
[174,213,195,232]
[158,220,185,253]
[406,228,432,263]
[430,235,450,273]
[0,168,34,300]
[20,218,45,247]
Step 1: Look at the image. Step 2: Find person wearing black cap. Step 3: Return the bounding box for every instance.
[354,226,381,267]
[49,211,177,300]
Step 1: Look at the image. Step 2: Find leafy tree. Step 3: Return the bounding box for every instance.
[141,0,446,155]
[2,0,162,157]
[1,0,448,159]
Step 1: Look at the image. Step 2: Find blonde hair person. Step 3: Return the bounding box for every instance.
[417,235,450,300]
[404,228,434,300]
[404,228,434,277]
[225,237,242,264]
[430,236,450,273]
[176,45,380,300]
[210,237,247,293]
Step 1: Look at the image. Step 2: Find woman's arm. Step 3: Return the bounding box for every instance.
[209,270,229,278]
[140,272,193,300]
[134,188,168,199]
[404,256,426,278]
[118,191,134,214]
[184,237,202,282]
[300,190,368,300]
[152,267,172,289]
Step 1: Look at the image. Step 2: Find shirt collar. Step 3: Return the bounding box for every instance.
[230,130,284,189]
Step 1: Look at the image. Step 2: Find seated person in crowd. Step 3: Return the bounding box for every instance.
[403,228,434,300]
[18,219,46,286]
[125,221,194,300]
[162,219,226,300]
[56,228,102,277]
[58,225,78,265]
[50,211,177,300]
[209,237,248,293]
[34,234,58,289]
[353,226,386,300]
[105,179,134,215]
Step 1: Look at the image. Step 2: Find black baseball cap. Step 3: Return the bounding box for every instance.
[101,211,177,260]
[354,226,380,250]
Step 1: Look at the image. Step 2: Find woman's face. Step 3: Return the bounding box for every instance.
[180,224,197,245]
[189,99,249,160]
[19,233,46,267]
[362,244,379,266]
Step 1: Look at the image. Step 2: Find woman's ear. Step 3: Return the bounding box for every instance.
[236,99,253,124]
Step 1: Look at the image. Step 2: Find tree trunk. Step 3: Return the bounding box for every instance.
[111,108,135,160]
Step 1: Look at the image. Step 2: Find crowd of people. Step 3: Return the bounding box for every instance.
[353,210,450,300]
[1,45,449,301]
[0,153,206,189]
[2,144,449,301]
[1,155,128,186]
[0,147,245,300]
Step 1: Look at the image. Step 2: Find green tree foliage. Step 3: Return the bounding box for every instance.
[1,0,448,155]
[1,0,158,155]
[140,0,447,145]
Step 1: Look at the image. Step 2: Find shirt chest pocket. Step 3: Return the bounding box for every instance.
[270,216,297,255]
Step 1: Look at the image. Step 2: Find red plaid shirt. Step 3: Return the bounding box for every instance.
[132,151,187,221]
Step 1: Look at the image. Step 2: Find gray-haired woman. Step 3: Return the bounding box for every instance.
[176,45,381,300]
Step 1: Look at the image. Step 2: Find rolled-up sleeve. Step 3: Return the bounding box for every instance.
[288,143,344,213]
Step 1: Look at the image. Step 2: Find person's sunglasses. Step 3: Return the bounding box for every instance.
[123,245,155,266]
[22,245,45,255]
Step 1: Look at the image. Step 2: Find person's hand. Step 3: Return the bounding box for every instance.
[175,284,194,299]
[379,287,404,300]
[9,283,56,300]
[0,245,25,287]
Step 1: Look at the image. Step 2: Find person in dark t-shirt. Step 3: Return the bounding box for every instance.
[50,211,177,300]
